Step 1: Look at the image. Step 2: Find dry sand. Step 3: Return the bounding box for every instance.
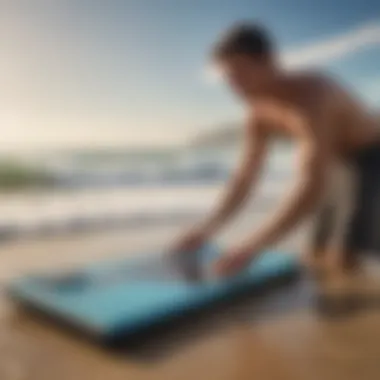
[0,213,380,380]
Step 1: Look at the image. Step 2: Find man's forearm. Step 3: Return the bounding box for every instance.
[246,177,323,251]
[203,177,252,234]
[201,118,268,235]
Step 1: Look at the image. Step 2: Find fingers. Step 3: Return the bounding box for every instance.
[213,256,239,277]
[213,252,252,277]
[171,233,204,254]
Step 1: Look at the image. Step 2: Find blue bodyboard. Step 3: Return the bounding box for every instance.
[8,245,300,344]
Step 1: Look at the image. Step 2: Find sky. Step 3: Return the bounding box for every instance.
[1,0,380,152]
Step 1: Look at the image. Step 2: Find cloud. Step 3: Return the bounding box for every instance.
[204,20,380,82]
[357,75,380,108]
[283,20,380,68]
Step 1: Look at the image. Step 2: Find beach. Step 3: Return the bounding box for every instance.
[3,1,380,377]
[2,207,380,380]
[0,196,308,379]
[1,150,380,380]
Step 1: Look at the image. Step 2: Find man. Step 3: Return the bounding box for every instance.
[173,22,380,277]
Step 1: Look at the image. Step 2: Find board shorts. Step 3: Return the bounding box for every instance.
[310,142,380,257]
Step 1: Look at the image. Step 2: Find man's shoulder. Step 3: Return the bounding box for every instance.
[293,70,336,93]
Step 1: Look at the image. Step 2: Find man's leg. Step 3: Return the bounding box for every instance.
[306,161,358,273]
[326,162,359,272]
[345,145,380,260]
[306,203,334,266]
[304,163,337,270]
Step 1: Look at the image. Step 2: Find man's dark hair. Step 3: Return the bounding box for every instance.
[213,22,274,61]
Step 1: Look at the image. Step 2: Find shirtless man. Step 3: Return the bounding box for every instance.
[173,22,380,277]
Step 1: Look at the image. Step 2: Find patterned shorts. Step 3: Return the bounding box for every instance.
[310,143,380,254]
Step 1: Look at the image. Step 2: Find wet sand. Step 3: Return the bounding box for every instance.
[1,215,380,380]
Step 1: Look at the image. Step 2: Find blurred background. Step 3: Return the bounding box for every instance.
[0,0,379,246]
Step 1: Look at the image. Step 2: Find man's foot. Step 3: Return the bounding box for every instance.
[301,250,329,276]
[324,250,362,278]
[301,249,362,280]
[213,246,255,277]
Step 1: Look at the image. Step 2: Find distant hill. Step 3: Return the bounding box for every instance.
[190,123,242,148]
[191,122,292,149]
[66,147,181,164]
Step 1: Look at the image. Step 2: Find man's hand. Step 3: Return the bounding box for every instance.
[171,227,210,254]
[213,243,259,277]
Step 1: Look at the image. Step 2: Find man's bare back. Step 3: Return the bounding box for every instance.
[253,72,380,158]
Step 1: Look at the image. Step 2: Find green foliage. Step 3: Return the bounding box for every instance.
[0,160,55,191]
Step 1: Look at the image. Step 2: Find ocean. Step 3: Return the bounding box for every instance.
[0,145,295,241]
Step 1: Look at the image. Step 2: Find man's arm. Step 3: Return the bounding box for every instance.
[244,108,330,253]
[202,118,268,235]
